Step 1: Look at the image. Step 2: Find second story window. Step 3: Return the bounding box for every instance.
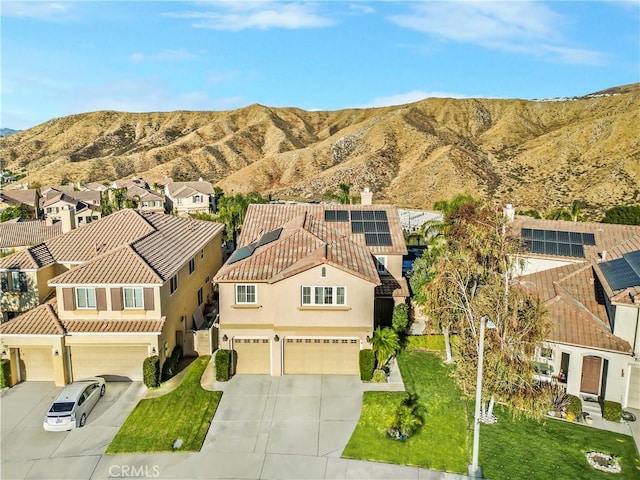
[170,275,178,295]
[235,284,256,304]
[189,258,195,274]
[193,194,202,203]
[375,256,387,274]
[0,271,28,293]
[123,287,144,309]
[197,287,203,306]
[301,286,346,306]
[76,287,96,309]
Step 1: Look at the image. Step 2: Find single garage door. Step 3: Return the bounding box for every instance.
[19,347,54,381]
[233,338,270,374]
[70,345,148,381]
[627,366,640,409]
[284,338,360,375]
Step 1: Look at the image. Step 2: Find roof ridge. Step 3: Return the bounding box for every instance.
[45,302,66,335]
[552,282,611,333]
[124,243,164,282]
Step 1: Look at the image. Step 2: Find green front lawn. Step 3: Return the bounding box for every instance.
[343,349,640,478]
[107,355,222,453]
[342,350,469,472]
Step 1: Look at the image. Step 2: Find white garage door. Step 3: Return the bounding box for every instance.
[284,338,360,375]
[19,347,54,381]
[70,345,148,381]
[627,366,640,410]
[233,338,270,374]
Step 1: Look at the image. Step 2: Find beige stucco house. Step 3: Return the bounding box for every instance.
[165,179,215,215]
[41,189,101,226]
[213,201,409,376]
[510,216,640,410]
[0,209,224,386]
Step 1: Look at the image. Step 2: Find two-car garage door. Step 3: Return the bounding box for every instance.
[70,346,148,381]
[284,338,360,375]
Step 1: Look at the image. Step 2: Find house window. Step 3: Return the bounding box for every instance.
[193,194,202,203]
[0,271,28,292]
[375,256,387,273]
[176,198,183,205]
[540,347,553,360]
[170,275,178,294]
[197,287,203,306]
[301,286,346,306]
[235,284,256,304]
[200,249,204,259]
[321,266,326,277]
[76,287,96,309]
[123,287,144,309]
[189,258,195,275]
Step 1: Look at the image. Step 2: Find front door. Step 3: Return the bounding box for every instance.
[581,356,602,395]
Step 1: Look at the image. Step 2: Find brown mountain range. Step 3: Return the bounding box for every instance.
[2,84,639,217]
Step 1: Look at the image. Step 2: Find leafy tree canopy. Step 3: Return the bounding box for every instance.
[0,205,26,222]
[601,204,640,225]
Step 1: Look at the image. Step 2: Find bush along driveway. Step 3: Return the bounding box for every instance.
[343,348,640,478]
[107,355,222,453]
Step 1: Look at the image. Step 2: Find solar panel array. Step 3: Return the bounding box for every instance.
[599,256,640,291]
[324,210,349,222]
[227,244,256,265]
[256,227,283,248]
[350,210,392,246]
[521,228,596,258]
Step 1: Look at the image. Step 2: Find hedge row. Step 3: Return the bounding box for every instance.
[359,349,375,381]
[143,355,160,388]
[215,349,231,381]
[0,359,11,388]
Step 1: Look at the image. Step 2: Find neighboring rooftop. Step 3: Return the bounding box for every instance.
[0,219,62,248]
[166,179,214,198]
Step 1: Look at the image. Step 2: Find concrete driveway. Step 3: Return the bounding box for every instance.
[0,381,146,479]
[2,375,468,479]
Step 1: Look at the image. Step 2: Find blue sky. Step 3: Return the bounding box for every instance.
[2,1,639,130]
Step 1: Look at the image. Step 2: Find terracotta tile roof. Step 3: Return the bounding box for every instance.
[545,291,631,354]
[375,277,410,297]
[510,216,640,263]
[49,245,163,285]
[62,318,165,334]
[0,220,62,248]
[0,243,55,270]
[215,210,382,285]
[166,181,214,198]
[126,185,164,202]
[0,189,39,207]
[0,300,64,336]
[45,209,156,263]
[239,204,407,256]
[133,213,224,280]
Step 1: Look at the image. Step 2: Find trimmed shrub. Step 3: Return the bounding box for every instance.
[392,304,409,334]
[359,349,375,381]
[372,368,387,383]
[406,335,446,351]
[215,349,231,382]
[602,400,623,422]
[161,345,185,381]
[143,355,160,388]
[566,394,582,419]
[0,359,11,388]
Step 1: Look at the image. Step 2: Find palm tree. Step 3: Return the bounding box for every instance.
[324,182,353,204]
[371,327,400,369]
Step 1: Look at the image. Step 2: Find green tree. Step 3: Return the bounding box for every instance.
[371,327,400,369]
[324,182,353,204]
[215,191,268,243]
[544,208,572,221]
[391,303,410,334]
[0,205,26,222]
[421,199,549,416]
[601,205,640,225]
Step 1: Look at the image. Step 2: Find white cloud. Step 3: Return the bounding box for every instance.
[349,3,375,15]
[1,2,72,19]
[389,2,606,65]
[163,1,334,30]
[355,90,481,109]
[129,49,198,63]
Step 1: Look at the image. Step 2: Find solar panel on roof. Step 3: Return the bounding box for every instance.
[227,244,256,265]
[600,257,640,291]
[364,221,376,232]
[325,210,336,222]
[557,243,572,257]
[582,232,596,246]
[256,227,282,249]
[531,241,545,254]
[374,210,388,221]
[571,244,584,257]
[557,231,570,243]
[376,221,390,233]
[623,250,640,276]
[362,211,376,221]
[350,211,363,221]
[364,233,378,246]
[543,242,558,255]
[324,210,349,222]
[533,229,545,241]
[351,222,364,233]
[377,233,393,246]
[545,230,557,241]
[570,232,582,243]
[521,228,533,240]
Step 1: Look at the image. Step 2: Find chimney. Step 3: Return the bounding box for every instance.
[60,206,76,233]
[600,250,607,262]
[360,187,373,206]
[198,177,203,182]
[504,204,515,223]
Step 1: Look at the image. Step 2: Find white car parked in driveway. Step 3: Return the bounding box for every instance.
[43,378,106,432]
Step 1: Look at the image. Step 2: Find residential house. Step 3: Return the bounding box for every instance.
[509,215,640,410]
[213,193,408,376]
[125,184,166,213]
[165,179,215,215]
[0,189,41,219]
[0,218,63,256]
[0,209,225,385]
[40,187,101,226]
